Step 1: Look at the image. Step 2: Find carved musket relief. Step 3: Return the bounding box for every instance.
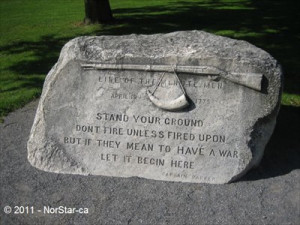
[81,63,263,111]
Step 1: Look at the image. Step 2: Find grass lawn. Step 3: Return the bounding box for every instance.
[0,0,299,121]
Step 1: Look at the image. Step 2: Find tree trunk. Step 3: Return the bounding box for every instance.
[84,0,113,24]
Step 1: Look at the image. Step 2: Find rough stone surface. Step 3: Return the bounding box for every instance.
[1,100,299,225]
[27,31,282,184]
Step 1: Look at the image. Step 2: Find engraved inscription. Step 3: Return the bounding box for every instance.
[49,68,245,184]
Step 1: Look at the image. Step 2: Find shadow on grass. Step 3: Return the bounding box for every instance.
[242,105,300,181]
[103,0,299,95]
[0,34,71,117]
[0,34,69,76]
[1,0,299,94]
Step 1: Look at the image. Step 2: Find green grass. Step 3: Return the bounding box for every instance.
[0,0,101,120]
[1,0,299,120]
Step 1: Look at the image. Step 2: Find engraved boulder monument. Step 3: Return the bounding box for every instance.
[27,31,282,184]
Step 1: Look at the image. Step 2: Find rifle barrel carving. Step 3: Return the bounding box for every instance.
[81,63,262,91]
